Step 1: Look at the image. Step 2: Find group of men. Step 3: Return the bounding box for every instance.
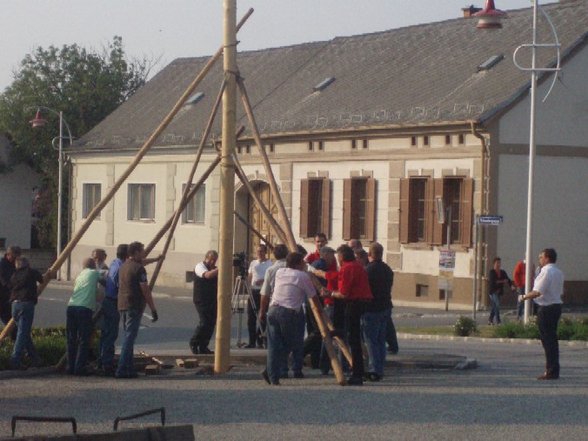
[0,241,567,383]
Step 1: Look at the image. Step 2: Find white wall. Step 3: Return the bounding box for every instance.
[499,45,588,147]
[497,154,588,281]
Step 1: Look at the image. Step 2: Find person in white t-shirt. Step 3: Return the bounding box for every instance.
[246,244,272,348]
[519,248,564,380]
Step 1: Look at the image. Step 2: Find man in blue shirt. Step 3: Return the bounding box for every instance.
[99,244,128,376]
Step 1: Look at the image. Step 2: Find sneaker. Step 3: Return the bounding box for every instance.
[244,343,256,349]
[293,371,304,379]
[367,372,382,382]
[199,347,214,355]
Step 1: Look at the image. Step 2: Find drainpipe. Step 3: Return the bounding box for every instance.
[470,122,490,316]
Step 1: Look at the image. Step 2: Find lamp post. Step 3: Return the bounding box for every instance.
[475,0,560,324]
[29,107,74,280]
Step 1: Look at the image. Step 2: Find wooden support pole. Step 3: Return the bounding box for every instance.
[236,77,297,250]
[232,153,289,245]
[233,211,274,251]
[148,80,226,290]
[0,9,254,343]
[215,0,238,374]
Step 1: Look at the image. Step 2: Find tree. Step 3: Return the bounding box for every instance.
[0,36,151,248]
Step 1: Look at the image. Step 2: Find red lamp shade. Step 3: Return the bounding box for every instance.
[29,109,48,128]
[474,0,507,30]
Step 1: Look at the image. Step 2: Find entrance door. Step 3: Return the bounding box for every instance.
[248,182,277,255]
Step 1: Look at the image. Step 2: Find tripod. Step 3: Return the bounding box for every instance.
[230,275,256,348]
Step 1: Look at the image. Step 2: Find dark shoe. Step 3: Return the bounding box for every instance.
[115,372,139,379]
[190,345,199,354]
[244,343,256,349]
[293,371,304,379]
[99,367,116,377]
[387,347,398,355]
[367,372,382,382]
[320,370,330,376]
[261,369,271,385]
[280,372,289,379]
[347,376,364,386]
[537,372,559,380]
[199,347,214,355]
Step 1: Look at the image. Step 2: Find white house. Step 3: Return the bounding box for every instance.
[68,1,588,307]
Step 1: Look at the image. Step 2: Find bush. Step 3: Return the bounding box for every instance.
[494,321,539,339]
[557,317,576,340]
[0,327,67,370]
[454,316,478,336]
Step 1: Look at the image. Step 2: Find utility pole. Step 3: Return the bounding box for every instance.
[215,0,237,373]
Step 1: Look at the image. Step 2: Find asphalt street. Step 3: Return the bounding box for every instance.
[1,281,587,440]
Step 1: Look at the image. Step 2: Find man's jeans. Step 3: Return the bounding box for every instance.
[66,306,93,375]
[99,297,120,370]
[488,292,501,324]
[362,308,390,376]
[266,305,305,384]
[10,301,38,367]
[116,308,142,376]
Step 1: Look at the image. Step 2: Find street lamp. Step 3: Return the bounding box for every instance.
[476,1,560,324]
[29,107,74,280]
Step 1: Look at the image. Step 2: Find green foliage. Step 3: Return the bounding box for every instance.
[493,317,588,341]
[0,327,66,370]
[454,316,478,336]
[0,36,151,247]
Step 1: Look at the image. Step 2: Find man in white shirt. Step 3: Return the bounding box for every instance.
[259,252,320,385]
[519,248,564,380]
[246,244,272,348]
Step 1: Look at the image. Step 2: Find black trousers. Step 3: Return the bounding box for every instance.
[247,290,263,346]
[344,300,366,379]
[190,301,217,351]
[537,303,562,376]
[386,314,399,353]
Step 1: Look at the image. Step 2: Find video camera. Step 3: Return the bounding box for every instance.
[232,251,248,278]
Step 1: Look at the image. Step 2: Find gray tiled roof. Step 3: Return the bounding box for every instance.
[77,0,588,150]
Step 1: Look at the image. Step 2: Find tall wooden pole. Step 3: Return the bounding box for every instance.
[215,0,237,374]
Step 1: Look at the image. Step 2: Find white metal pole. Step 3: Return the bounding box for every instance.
[57,111,64,281]
[523,0,539,324]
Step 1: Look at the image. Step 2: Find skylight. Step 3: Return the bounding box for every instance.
[478,54,504,72]
[313,77,336,92]
[185,92,205,106]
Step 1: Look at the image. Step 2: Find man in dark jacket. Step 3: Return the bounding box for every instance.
[0,246,21,336]
[362,242,393,381]
[9,256,43,369]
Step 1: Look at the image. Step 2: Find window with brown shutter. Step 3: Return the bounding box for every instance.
[342,177,376,241]
[300,178,331,238]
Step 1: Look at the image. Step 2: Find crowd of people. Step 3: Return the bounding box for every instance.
[0,239,564,382]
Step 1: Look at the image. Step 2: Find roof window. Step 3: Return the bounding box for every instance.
[477,54,504,72]
[313,77,336,92]
[185,92,205,106]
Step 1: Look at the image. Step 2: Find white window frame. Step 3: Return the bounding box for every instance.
[127,183,156,221]
[182,183,206,224]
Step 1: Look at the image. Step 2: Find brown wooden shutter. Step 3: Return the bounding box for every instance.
[399,178,409,244]
[431,178,444,245]
[342,178,352,240]
[365,177,377,241]
[321,178,331,238]
[300,179,309,238]
[460,178,474,248]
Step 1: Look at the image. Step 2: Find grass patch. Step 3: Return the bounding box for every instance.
[0,326,85,370]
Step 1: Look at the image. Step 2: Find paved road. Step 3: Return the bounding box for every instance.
[1,337,587,440]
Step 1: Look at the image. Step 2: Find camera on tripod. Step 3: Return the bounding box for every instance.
[232,251,248,277]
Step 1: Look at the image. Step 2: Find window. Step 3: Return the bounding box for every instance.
[400,176,473,247]
[82,183,101,219]
[128,184,155,221]
[300,178,331,238]
[182,184,206,224]
[416,284,429,297]
[342,177,376,241]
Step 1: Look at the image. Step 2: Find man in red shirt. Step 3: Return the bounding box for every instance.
[323,244,373,385]
[304,233,328,265]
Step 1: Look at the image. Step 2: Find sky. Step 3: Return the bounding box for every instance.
[0,0,534,92]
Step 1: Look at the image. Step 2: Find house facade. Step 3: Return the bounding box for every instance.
[68,1,588,308]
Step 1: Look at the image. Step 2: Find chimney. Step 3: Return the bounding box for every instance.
[462,5,483,17]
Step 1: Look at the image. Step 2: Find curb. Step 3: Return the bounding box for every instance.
[397,332,588,348]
